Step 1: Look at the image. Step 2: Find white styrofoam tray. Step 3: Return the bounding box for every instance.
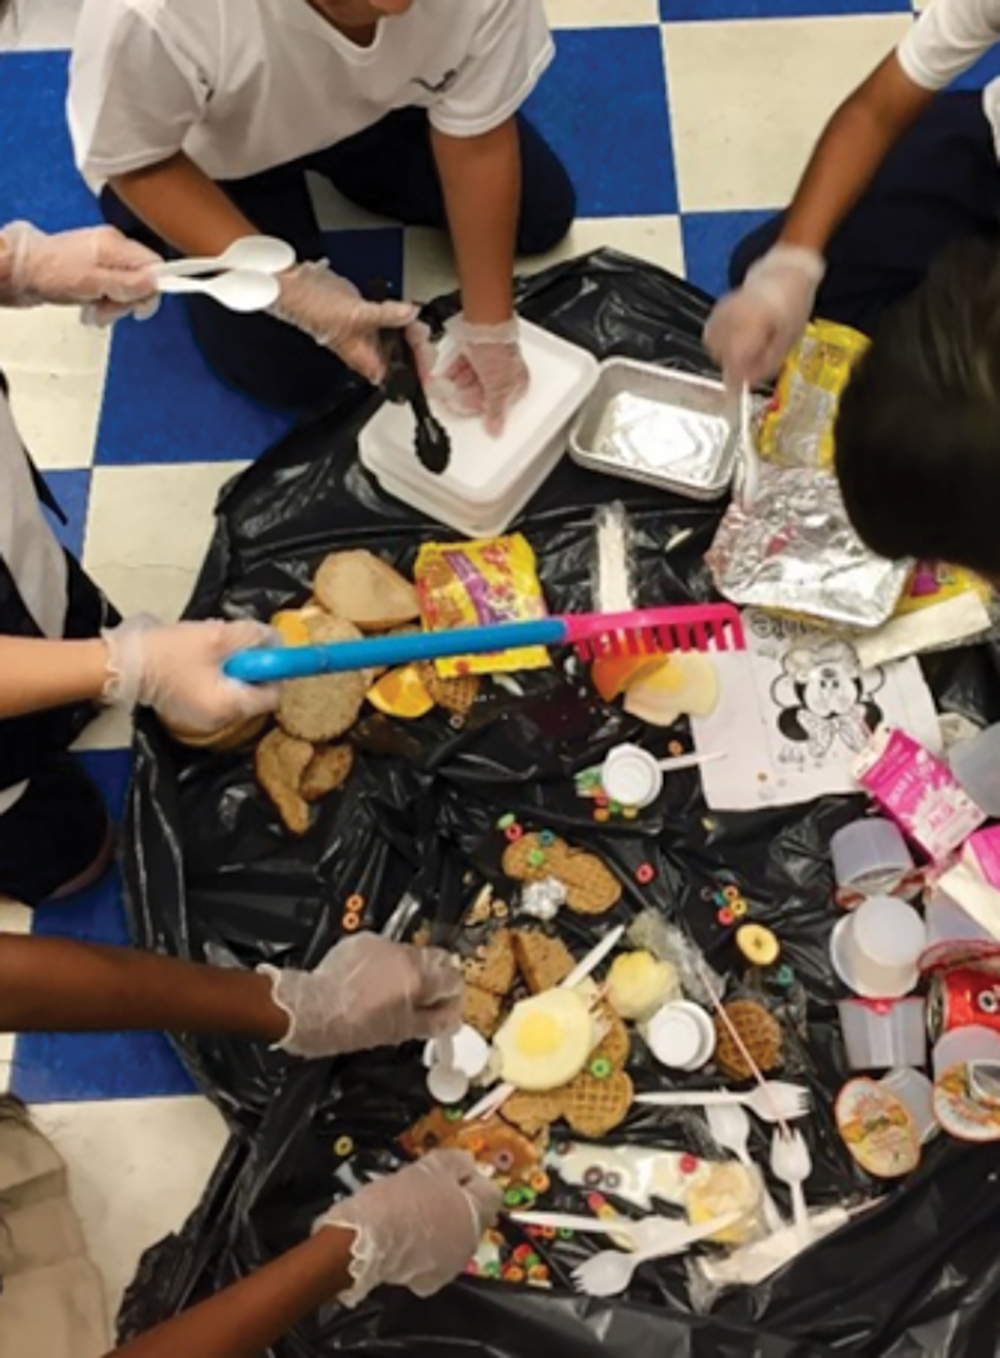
[359,320,599,539]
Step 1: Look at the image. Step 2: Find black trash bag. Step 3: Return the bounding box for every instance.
[119,251,1000,1355]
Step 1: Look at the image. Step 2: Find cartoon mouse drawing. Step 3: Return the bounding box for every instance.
[771,640,883,759]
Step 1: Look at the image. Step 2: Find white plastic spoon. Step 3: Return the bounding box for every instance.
[153,235,295,279]
[156,269,281,313]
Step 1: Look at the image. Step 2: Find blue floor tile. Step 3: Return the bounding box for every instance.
[950,46,1000,91]
[660,0,908,15]
[525,27,678,217]
[682,209,778,300]
[323,227,404,300]
[41,469,90,560]
[12,1029,196,1103]
[0,53,99,232]
[96,298,292,466]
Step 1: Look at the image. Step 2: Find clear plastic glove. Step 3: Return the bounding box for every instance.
[272,261,416,385]
[437,317,529,436]
[703,244,826,388]
[102,615,280,733]
[261,933,462,1059]
[316,1150,501,1306]
[0,221,161,320]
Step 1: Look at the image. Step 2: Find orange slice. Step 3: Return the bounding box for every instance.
[590,652,665,702]
[270,609,313,647]
[367,664,435,720]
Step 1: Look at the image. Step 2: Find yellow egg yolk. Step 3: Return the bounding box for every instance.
[516,1012,563,1057]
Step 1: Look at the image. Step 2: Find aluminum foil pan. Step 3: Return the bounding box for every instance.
[568,359,739,500]
[706,464,911,630]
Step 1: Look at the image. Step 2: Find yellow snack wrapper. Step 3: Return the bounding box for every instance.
[758,319,869,472]
[414,534,551,678]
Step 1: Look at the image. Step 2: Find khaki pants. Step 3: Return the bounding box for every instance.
[0,1119,110,1358]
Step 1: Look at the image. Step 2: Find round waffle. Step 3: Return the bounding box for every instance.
[713,1000,783,1081]
[418,662,481,714]
[561,1069,633,1139]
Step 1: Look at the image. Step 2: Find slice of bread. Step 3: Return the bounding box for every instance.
[256,728,314,835]
[476,928,518,997]
[314,550,419,633]
[301,744,354,803]
[513,930,575,994]
[277,616,369,742]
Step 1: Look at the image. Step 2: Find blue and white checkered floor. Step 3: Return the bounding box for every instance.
[0,0,986,1326]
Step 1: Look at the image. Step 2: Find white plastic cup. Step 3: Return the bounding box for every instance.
[423,1025,490,1079]
[645,1001,716,1071]
[932,1024,1000,1081]
[881,1067,938,1143]
[830,895,926,998]
[602,744,663,809]
[950,725,1000,817]
[924,887,994,948]
[838,997,926,1070]
[830,818,914,894]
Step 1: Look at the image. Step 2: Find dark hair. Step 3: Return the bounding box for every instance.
[835,236,1000,579]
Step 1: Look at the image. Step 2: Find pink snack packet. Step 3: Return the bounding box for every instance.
[853,726,986,862]
[964,826,1000,891]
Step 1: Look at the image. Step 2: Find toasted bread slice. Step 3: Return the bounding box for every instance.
[314,550,419,633]
[513,930,575,994]
[168,712,269,752]
[300,744,354,802]
[277,616,369,742]
[256,728,314,835]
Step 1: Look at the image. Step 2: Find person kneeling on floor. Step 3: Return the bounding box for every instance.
[0,929,499,1357]
[68,0,575,432]
[704,0,1000,389]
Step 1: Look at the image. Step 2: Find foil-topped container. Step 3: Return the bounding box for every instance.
[568,359,740,500]
[706,464,910,630]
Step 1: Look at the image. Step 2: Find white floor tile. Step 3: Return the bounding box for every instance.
[0,308,110,470]
[404,214,685,302]
[1,0,82,49]
[32,1095,228,1321]
[308,173,397,232]
[84,462,249,622]
[544,0,660,26]
[72,704,134,754]
[664,14,912,212]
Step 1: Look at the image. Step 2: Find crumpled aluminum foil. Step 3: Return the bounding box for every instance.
[706,465,910,630]
[519,877,567,922]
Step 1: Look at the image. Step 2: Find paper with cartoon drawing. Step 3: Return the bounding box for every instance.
[691,609,940,810]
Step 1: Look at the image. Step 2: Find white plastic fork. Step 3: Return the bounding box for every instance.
[634,1081,810,1123]
[571,1211,742,1297]
[770,1128,812,1244]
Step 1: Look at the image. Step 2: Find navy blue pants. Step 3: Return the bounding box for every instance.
[729,92,1000,337]
[103,108,575,413]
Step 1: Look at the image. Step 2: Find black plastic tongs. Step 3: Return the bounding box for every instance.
[381,325,451,474]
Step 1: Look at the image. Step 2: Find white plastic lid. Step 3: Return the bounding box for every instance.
[603,745,662,807]
[648,1005,707,1069]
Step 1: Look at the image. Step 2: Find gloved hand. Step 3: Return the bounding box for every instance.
[703,244,826,388]
[437,316,529,436]
[272,261,416,385]
[316,1150,501,1306]
[261,933,463,1058]
[0,221,161,320]
[102,615,280,732]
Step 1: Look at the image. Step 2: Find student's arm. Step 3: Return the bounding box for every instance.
[109,153,260,259]
[110,1227,356,1358]
[778,54,933,255]
[430,118,520,326]
[0,637,108,718]
[0,936,287,1041]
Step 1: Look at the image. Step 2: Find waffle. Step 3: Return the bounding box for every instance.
[501,1089,565,1138]
[512,929,575,994]
[475,929,518,997]
[561,1069,633,1139]
[713,1001,783,1081]
[590,1002,631,1070]
[462,983,502,1039]
[418,662,481,714]
[502,833,621,916]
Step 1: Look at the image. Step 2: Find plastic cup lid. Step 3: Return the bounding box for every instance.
[603,746,662,807]
[648,1003,712,1069]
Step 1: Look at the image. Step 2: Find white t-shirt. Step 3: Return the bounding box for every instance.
[897,0,1000,152]
[68,0,554,189]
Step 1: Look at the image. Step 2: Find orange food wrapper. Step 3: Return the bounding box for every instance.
[414,534,551,677]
